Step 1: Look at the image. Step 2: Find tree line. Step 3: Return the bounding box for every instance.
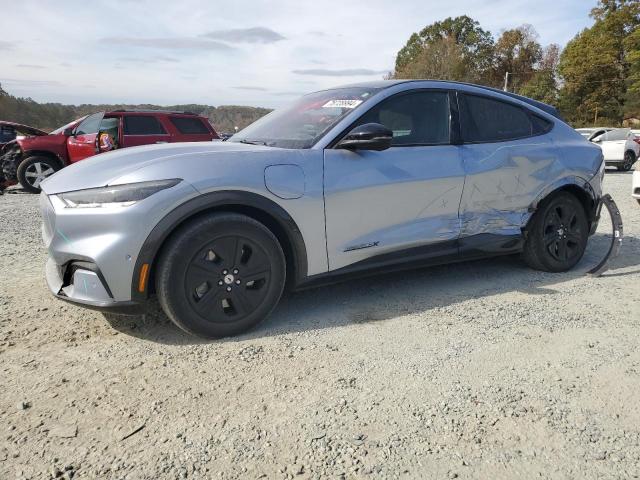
[392,0,639,127]
[0,84,271,134]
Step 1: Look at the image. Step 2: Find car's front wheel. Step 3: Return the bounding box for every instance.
[522,192,589,272]
[17,156,60,193]
[156,213,286,338]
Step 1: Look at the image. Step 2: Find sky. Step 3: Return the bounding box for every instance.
[0,0,596,108]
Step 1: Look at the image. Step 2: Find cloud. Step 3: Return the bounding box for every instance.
[118,56,180,64]
[202,27,285,44]
[0,41,14,50]
[101,36,233,51]
[16,64,46,69]
[234,86,268,91]
[292,68,389,77]
[1,78,62,87]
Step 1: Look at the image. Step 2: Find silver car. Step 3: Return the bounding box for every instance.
[39,80,605,338]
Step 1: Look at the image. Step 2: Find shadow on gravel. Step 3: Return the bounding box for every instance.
[103,231,640,345]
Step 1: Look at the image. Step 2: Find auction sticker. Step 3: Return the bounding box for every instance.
[322,99,363,109]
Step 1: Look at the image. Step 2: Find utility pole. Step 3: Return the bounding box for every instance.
[503,72,511,92]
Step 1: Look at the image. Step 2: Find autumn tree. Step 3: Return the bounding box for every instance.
[393,16,495,83]
[493,25,543,91]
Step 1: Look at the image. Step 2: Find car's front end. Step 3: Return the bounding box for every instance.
[39,177,198,313]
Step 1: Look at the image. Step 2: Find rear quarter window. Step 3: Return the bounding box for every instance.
[460,94,539,143]
[169,117,210,135]
[123,116,167,135]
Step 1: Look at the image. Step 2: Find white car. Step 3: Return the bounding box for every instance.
[633,162,640,205]
[589,127,639,171]
[576,127,609,139]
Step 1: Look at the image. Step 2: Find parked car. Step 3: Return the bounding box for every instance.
[39,80,605,338]
[576,127,609,139]
[588,127,639,171]
[633,161,640,205]
[0,121,51,191]
[2,110,218,193]
[0,121,48,147]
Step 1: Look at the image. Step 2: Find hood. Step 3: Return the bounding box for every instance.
[40,141,272,194]
[0,121,48,137]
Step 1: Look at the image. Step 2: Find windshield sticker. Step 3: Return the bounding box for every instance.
[322,99,363,109]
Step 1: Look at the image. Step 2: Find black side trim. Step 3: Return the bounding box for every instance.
[132,191,308,301]
[296,233,523,290]
[55,295,145,315]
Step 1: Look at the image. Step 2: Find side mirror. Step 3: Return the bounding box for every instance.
[336,123,393,151]
[63,127,74,137]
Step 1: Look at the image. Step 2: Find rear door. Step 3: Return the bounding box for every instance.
[457,92,556,241]
[168,115,217,142]
[120,114,170,148]
[67,112,104,162]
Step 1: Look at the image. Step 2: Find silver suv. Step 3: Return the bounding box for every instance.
[39,80,605,338]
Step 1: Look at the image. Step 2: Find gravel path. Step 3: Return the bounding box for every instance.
[0,172,638,479]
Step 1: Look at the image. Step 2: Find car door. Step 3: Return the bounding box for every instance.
[167,115,217,142]
[120,114,171,148]
[67,112,104,163]
[456,92,556,242]
[323,90,465,271]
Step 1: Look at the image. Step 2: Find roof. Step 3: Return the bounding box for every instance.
[328,79,563,120]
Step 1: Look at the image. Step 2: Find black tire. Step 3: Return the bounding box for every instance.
[617,151,636,172]
[522,192,589,272]
[156,213,286,338]
[17,156,60,193]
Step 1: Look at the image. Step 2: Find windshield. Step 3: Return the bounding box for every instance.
[229,87,380,149]
[50,116,87,135]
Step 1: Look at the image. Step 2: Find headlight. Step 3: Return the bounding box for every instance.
[58,179,181,208]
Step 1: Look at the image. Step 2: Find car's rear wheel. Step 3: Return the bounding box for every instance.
[522,192,589,272]
[617,151,636,171]
[17,156,60,193]
[156,213,286,338]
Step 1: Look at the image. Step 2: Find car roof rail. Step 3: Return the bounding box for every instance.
[110,109,199,116]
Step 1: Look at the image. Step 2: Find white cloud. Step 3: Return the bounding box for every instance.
[0,0,594,108]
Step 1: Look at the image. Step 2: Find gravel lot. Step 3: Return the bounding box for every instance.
[0,172,638,480]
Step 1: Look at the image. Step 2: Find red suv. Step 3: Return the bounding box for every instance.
[1,110,218,193]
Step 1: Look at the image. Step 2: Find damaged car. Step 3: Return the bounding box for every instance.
[2,111,218,193]
[39,80,610,338]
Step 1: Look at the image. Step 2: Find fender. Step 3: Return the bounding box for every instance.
[528,175,598,222]
[130,190,308,301]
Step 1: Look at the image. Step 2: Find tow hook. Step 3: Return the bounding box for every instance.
[587,194,623,277]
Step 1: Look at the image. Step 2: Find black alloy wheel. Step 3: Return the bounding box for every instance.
[156,213,286,338]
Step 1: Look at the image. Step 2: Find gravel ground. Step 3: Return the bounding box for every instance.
[0,172,639,480]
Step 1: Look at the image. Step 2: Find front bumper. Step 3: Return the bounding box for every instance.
[45,257,145,314]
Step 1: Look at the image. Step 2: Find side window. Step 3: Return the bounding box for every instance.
[355,91,450,146]
[75,112,104,135]
[123,116,167,135]
[531,115,553,135]
[170,116,210,134]
[460,94,533,143]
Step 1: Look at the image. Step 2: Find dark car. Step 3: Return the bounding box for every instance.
[1,110,219,193]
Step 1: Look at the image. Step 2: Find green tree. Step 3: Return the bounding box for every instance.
[393,16,495,83]
[558,0,640,126]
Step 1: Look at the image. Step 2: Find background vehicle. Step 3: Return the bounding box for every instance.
[2,110,218,193]
[39,80,604,338]
[633,162,640,205]
[589,127,639,171]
